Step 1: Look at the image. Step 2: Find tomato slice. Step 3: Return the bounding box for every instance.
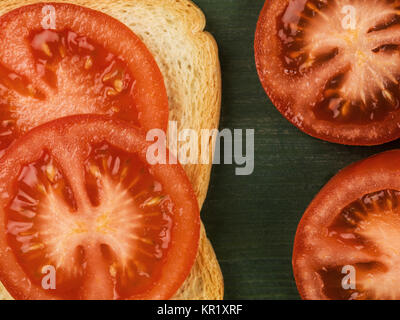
[255,0,400,145]
[0,115,199,300]
[0,3,168,156]
[293,150,400,300]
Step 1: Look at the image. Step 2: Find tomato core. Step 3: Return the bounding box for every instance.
[278,0,400,124]
[5,143,175,300]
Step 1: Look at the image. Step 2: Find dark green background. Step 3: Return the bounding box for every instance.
[197,0,400,300]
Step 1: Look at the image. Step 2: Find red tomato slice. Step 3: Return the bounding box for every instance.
[255,0,400,145]
[293,150,400,300]
[0,115,199,300]
[0,3,168,156]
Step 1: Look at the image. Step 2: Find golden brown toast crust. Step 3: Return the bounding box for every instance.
[0,0,223,300]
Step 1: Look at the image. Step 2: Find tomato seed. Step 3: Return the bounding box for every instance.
[84,57,93,70]
[42,43,52,57]
[143,196,165,207]
[114,79,124,93]
[102,70,118,82]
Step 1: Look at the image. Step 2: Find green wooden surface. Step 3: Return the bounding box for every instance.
[195,0,400,300]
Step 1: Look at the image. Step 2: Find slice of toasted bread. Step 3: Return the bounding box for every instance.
[0,0,223,300]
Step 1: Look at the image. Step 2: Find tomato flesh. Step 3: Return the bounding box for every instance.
[322,189,400,299]
[0,3,168,156]
[30,28,140,122]
[0,116,199,300]
[6,153,84,298]
[278,0,400,124]
[293,151,400,300]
